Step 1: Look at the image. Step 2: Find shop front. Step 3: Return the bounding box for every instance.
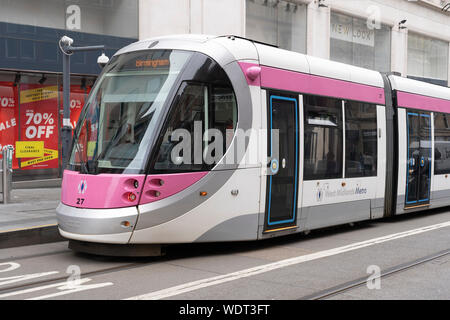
[0,0,138,182]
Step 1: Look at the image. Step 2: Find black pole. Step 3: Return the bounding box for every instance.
[61,48,72,175]
[59,36,106,175]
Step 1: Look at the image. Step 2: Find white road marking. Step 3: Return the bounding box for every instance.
[0,262,21,273]
[0,271,59,287]
[0,279,82,299]
[0,278,113,300]
[126,221,450,300]
[27,279,113,300]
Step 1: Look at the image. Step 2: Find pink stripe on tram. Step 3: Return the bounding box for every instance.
[239,62,261,86]
[238,62,385,105]
[397,91,450,113]
[139,171,208,204]
[61,170,146,209]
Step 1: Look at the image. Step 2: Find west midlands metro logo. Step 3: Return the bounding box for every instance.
[78,180,87,194]
[316,187,324,202]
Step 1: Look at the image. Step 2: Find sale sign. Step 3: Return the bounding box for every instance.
[19,84,59,170]
[59,85,87,132]
[0,81,19,169]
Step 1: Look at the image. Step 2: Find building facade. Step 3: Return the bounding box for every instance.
[0,0,138,181]
[139,0,450,86]
[1,0,450,182]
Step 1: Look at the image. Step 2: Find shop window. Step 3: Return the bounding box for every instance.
[434,113,450,174]
[330,12,391,73]
[304,95,343,180]
[344,101,377,178]
[19,74,59,171]
[0,72,98,180]
[0,77,19,169]
[58,76,93,132]
[246,0,307,53]
[153,82,237,172]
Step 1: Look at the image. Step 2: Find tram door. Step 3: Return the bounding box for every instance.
[265,94,299,231]
[405,112,432,207]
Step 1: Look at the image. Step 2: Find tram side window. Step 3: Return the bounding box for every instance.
[304,95,343,180]
[152,82,237,172]
[434,113,450,175]
[344,101,378,178]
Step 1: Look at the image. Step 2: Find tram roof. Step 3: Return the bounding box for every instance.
[389,75,450,102]
[114,34,386,89]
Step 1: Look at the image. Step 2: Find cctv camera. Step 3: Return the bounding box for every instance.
[97,53,109,68]
[60,36,74,46]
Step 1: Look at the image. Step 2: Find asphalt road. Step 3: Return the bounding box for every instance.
[1,207,450,300]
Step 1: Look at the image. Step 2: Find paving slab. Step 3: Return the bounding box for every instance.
[0,188,63,248]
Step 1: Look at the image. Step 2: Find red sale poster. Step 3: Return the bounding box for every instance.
[19,83,59,170]
[59,85,87,132]
[0,81,19,169]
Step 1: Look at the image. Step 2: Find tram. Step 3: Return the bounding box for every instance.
[56,34,450,255]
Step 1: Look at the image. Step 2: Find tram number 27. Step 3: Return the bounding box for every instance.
[76,198,85,205]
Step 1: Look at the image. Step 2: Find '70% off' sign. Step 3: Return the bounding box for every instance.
[24,111,55,139]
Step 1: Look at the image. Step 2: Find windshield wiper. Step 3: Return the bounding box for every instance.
[73,141,90,174]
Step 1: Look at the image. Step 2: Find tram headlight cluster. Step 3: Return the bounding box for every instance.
[127,192,137,202]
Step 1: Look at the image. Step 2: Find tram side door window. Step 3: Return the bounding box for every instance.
[264,93,299,230]
[405,111,431,206]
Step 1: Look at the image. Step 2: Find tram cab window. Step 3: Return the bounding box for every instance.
[344,101,377,177]
[68,49,193,174]
[153,82,237,172]
[304,95,343,180]
[434,113,450,175]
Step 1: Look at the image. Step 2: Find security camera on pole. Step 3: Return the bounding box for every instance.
[58,36,109,174]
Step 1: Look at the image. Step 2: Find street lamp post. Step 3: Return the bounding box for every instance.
[58,36,108,174]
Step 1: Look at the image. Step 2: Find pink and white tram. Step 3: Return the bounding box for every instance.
[56,35,450,255]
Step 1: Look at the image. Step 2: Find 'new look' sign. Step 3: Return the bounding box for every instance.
[331,19,375,47]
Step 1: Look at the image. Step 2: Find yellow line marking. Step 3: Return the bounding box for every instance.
[263,225,298,233]
[404,204,430,210]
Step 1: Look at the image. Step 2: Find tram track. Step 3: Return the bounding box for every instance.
[301,248,450,300]
[0,249,71,264]
[4,248,449,300]
[2,219,450,299]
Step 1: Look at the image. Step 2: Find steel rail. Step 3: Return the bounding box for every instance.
[301,248,450,300]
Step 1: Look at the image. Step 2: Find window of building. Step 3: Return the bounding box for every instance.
[153,82,237,172]
[344,101,377,178]
[246,0,307,53]
[304,95,343,180]
[434,113,450,174]
[330,12,391,72]
[0,0,138,38]
[0,1,138,75]
[407,33,449,87]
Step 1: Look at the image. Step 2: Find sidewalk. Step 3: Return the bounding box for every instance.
[0,188,64,248]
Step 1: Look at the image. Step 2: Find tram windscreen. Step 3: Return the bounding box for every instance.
[69,50,192,174]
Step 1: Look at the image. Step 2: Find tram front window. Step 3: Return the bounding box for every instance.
[69,50,192,174]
